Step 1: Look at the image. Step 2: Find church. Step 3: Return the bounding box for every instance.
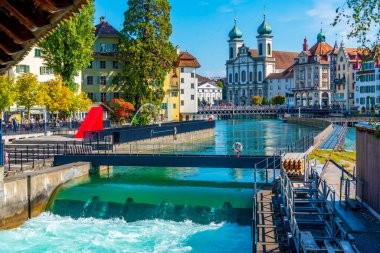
[226,16,298,106]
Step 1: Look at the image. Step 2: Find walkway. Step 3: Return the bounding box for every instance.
[319,124,343,150]
[255,190,280,253]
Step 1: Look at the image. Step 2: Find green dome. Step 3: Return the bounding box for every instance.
[257,15,272,35]
[229,19,243,39]
[317,29,326,42]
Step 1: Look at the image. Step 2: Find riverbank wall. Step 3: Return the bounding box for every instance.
[0,162,107,229]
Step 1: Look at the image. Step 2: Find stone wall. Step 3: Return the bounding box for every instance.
[285,117,331,129]
[0,162,91,229]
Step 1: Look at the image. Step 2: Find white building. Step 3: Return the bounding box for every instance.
[354,60,380,110]
[10,46,82,86]
[225,17,298,106]
[198,82,222,105]
[178,51,201,120]
[266,66,295,106]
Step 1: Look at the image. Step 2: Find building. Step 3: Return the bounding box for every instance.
[198,80,223,106]
[177,51,201,120]
[160,47,200,121]
[10,47,81,85]
[82,17,120,103]
[225,17,298,106]
[293,30,334,107]
[331,42,362,109]
[354,60,380,110]
[266,65,295,106]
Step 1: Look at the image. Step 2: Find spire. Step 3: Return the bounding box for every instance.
[303,36,308,51]
[317,27,326,43]
[228,18,243,40]
[334,33,338,48]
[340,35,345,48]
[257,14,272,35]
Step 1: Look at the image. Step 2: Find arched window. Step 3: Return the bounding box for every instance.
[235,73,238,83]
[258,71,262,82]
[241,70,246,82]
[249,72,253,82]
[229,47,233,59]
[229,73,232,83]
[259,43,263,56]
[340,56,344,62]
[267,43,271,55]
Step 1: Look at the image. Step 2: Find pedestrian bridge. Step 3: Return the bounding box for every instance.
[54,153,281,169]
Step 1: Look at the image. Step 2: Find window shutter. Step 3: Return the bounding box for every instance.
[96,76,100,85]
[40,67,43,75]
[16,65,20,73]
[26,65,30,73]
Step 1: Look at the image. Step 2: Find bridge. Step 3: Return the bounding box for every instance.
[197,106,346,116]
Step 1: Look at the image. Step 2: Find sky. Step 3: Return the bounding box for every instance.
[94,0,358,77]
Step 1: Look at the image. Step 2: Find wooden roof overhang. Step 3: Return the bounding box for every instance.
[0,0,89,74]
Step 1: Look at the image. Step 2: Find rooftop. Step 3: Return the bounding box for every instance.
[177,52,201,68]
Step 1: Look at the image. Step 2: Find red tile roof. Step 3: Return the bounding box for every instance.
[177,52,201,68]
[267,65,294,79]
[196,74,213,84]
[248,50,298,70]
[308,42,334,56]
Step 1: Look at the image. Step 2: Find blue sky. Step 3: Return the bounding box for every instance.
[94,0,357,77]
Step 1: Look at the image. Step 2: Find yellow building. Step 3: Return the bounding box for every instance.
[161,67,180,121]
[82,17,121,102]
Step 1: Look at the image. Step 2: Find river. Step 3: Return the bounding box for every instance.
[0,118,319,253]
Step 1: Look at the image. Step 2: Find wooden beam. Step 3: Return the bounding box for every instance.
[0,9,35,44]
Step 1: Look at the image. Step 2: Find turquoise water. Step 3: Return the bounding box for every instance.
[0,119,319,252]
[345,127,356,151]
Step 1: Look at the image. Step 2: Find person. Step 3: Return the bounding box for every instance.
[12,117,18,132]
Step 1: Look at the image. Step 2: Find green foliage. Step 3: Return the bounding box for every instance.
[15,74,45,117]
[107,98,136,123]
[131,108,158,126]
[216,80,224,89]
[333,0,380,60]
[271,95,286,105]
[308,149,356,165]
[114,0,177,109]
[262,96,269,105]
[38,0,95,89]
[374,125,380,138]
[250,96,262,105]
[0,75,15,112]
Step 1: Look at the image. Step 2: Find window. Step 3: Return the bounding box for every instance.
[181,68,184,73]
[235,73,238,82]
[40,66,53,75]
[258,71,262,82]
[259,43,263,55]
[229,73,233,83]
[241,70,246,82]
[191,83,194,89]
[191,95,195,100]
[267,43,271,55]
[173,103,177,109]
[249,72,253,82]
[181,78,184,83]
[181,100,184,106]
[113,93,120,98]
[112,61,119,69]
[100,43,106,52]
[87,93,94,100]
[229,47,233,59]
[101,93,107,102]
[100,61,106,69]
[112,44,117,52]
[87,76,93,85]
[16,65,29,73]
[181,89,184,94]
[34,49,41,57]
[343,64,345,71]
[191,72,195,78]
[171,92,178,97]
[100,76,106,85]
[87,61,93,69]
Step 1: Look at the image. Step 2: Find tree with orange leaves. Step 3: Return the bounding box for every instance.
[107,98,136,123]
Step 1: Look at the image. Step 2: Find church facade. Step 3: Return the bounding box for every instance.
[225,17,298,106]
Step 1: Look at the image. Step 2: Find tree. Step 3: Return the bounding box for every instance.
[107,98,135,123]
[216,80,224,89]
[0,75,15,112]
[70,92,92,116]
[333,0,380,60]
[250,96,262,105]
[38,0,95,89]
[43,76,65,114]
[272,95,286,105]
[262,96,269,105]
[15,74,45,117]
[114,0,177,109]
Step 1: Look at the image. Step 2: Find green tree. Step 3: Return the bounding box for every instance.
[272,95,286,105]
[15,74,45,117]
[114,0,177,109]
[0,75,15,112]
[216,80,224,89]
[250,96,262,105]
[38,0,95,89]
[262,96,269,105]
[333,0,380,60]
[70,92,92,116]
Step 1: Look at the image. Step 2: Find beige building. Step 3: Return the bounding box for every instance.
[331,42,361,109]
[82,17,121,103]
